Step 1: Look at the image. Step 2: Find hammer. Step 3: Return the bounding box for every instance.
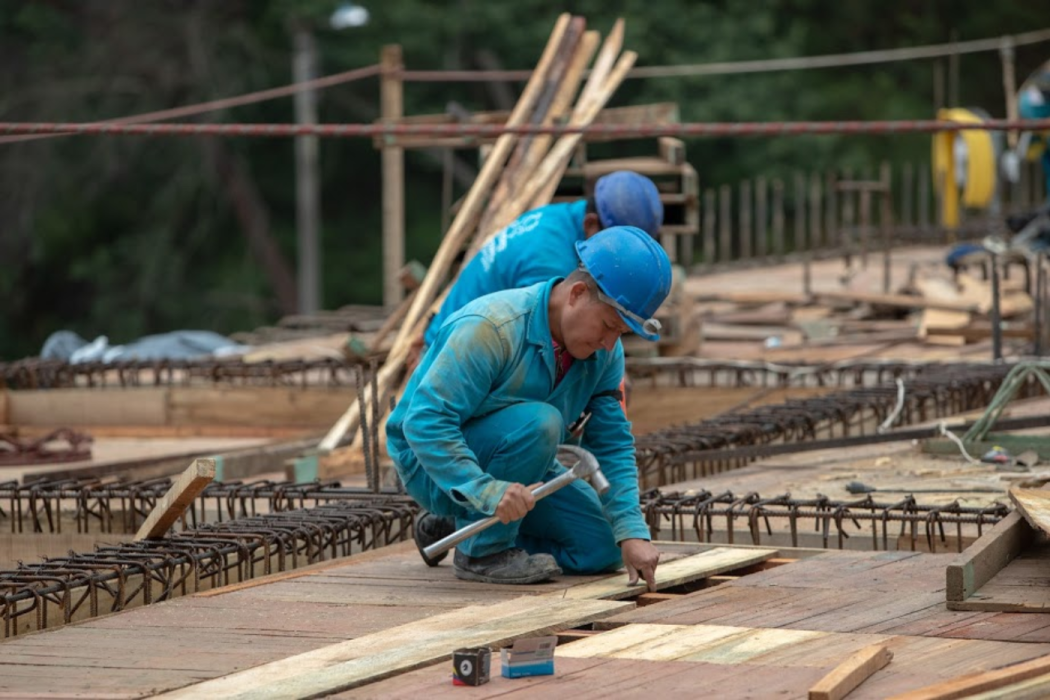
[421,444,610,561]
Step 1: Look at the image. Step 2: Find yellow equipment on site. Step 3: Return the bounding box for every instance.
[931,108,997,229]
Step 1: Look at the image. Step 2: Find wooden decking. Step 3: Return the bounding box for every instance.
[3,540,1050,698]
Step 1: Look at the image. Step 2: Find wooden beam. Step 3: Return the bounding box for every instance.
[373,102,680,149]
[809,644,892,700]
[946,509,1033,604]
[816,290,978,313]
[887,653,1050,700]
[153,597,630,699]
[134,458,216,540]
[381,44,405,308]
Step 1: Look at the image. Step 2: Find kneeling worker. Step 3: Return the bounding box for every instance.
[386,225,672,587]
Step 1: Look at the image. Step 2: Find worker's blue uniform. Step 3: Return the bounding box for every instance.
[388,278,650,574]
[423,200,587,347]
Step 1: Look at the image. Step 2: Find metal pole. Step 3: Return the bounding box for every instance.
[293,25,321,314]
[990,251,1003,361]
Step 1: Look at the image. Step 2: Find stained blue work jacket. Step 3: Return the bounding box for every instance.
[388,278,650,544]
[423,200,587,347]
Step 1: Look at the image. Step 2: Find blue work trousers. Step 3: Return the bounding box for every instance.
[401,402,622,574]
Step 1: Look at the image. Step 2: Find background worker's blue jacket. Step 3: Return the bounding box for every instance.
[388,278,650,544]
[423,200,587,347]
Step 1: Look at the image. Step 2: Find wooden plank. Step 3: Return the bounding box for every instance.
[966,670,1050,699]
[949,541,1050,613]
[1010,488,1050,536]
[946,510,1033,603]
[375,102,679,149]
[134,458,215,540]
[8,387,168,426]
[558,622,826,664]
[168,387,356,428]
[809,644,893,700]
[554,547,776,601]
[816,291,977,312]
[154,596,631,699]
[887,653,1050,700]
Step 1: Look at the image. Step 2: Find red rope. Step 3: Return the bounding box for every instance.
[2,118,1048,140]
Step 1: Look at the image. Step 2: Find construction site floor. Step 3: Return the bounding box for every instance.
[4,539,1050,698]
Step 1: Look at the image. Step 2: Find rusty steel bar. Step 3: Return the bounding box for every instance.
[0,497,417,638]
[0,357,372,391]
[634,362,1031,486]
[3,117,1050,139]
[641,489,1007,553]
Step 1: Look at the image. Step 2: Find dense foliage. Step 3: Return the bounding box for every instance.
[1,0,1047,359]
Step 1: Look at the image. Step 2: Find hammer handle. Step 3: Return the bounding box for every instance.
[421,468,578,560]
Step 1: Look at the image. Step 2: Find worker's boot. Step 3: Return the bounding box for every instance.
[453,548,562,585]
[414,511,456,567]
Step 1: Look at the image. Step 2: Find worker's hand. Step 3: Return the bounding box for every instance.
[494,482,541,524]
[621,539,659,592]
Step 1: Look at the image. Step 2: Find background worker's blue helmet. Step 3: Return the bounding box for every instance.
[594,171,664,237]
[575,225,673,342]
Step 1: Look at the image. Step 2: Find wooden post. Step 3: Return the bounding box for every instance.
[755,176,768,258]
[902,162,914,230]
[825,170,838,252]
[933,60,945,111]
[841,167,855,251]
[859,188,872,268]
[919,162,930,229]
[719,184,732,262]
[739,180,752,260]
[702,189,716,267]
[880,161,893,294]
[772,179,785,259]
[381,44,405,309]
[793,171,807,252]
[809,172,822,250]
[135,459,215,540]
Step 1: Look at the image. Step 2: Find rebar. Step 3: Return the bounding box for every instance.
[0,357,373,391]
[634,362,1037,486]
[0,496,417,638]
[641,489,1007,553]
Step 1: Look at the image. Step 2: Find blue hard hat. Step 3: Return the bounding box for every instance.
[575,225,673,342]
[1019,85,1050,121]
[594,171,664,237]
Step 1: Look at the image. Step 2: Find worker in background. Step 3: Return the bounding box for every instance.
[387,226,672,587]
[407,169,665,407]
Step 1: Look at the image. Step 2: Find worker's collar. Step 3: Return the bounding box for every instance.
[527,278,561,349]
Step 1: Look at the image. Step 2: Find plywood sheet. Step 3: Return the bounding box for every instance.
[1009,488,1050,536]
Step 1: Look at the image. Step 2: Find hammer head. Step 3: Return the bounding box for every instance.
[557,444,610,495]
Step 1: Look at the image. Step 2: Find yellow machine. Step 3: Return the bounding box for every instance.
[931,107,998,229]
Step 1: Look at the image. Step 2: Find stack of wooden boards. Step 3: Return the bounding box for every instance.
[691,259,1036,363]
[316,14,642,464]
